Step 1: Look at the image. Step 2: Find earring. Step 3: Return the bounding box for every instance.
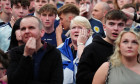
[137,54,140,63]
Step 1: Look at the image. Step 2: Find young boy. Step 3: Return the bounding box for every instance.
[0,0,30,52]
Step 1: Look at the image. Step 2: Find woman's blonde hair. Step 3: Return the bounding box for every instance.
[109,28,140,67]
[70,16,93,36]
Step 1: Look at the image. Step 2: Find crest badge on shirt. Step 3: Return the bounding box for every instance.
[94,26,100,33]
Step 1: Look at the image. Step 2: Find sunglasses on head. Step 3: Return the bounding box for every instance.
[124,28,140,33]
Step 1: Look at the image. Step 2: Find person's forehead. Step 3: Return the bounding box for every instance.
[65,0,76,2]
[41,11,55,15]
[101,0,108,2]
[21,17,38,26]
[34,0,48,2]
[71,23,85,27]
[121,32,137,40]
[106,19,125,23]
[94,3,102,10]
[1,0,10,4]
[80,0,90,2]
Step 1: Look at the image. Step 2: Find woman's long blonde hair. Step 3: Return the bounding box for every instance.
[109,28,140,67]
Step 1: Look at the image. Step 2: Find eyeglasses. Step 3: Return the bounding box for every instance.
[124,28,140,33]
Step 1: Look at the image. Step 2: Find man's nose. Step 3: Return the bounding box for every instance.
[25,29,29,33]
[39,1,42,6]
[114,25,119,31]
[19,8,24,13]
[46,15,49,20]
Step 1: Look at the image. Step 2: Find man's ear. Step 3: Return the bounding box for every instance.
[40,29,45,37]
[38,14,41,18]
[68,15,74,21]
[103,24,106,31]
[32,1,35,8]
[103,10,108,17]
[88,29,90,33]
[10,8,13,14]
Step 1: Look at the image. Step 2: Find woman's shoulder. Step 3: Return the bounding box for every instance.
[100,62,110,72]
[92,62,110,84]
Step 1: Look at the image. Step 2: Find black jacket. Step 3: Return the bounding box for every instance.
[7,43,63,84]
[76,35,113,84]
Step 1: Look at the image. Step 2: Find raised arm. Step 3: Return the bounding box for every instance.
[77,29,90,59]
[56,23,64,47]
[122,10,140,23]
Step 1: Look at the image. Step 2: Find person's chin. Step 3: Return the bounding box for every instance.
[23,40,28,44]
[72,37,78,41]
[111,37,117,42]
[24,38,30,43]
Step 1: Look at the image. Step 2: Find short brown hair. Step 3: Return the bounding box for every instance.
[57,4,79,16]
[121,3,135,10]
[104,10,127,23]
[39,4,57,16]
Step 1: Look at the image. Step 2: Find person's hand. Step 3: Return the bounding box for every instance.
[77,29,89,45]
[79,4,88,16]
[0,75,7,83]
[10,16,16,28]
[56,23,64,46]
[56,23,63,36]
[122,9,134,20]
[23,37,36,57]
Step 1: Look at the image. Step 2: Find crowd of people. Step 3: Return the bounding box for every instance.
[0,0,140,84]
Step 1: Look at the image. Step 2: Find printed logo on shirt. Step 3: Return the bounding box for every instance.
[94,26,100,33]
[44,39,53,41]
[47,39,52,41]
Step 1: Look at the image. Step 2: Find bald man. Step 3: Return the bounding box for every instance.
[92,2,110,24]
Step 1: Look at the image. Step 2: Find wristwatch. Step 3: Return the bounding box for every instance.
[77,43,84,46]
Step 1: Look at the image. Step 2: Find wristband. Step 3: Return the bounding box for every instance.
[133,12,137,21]
[77,43,84,46]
